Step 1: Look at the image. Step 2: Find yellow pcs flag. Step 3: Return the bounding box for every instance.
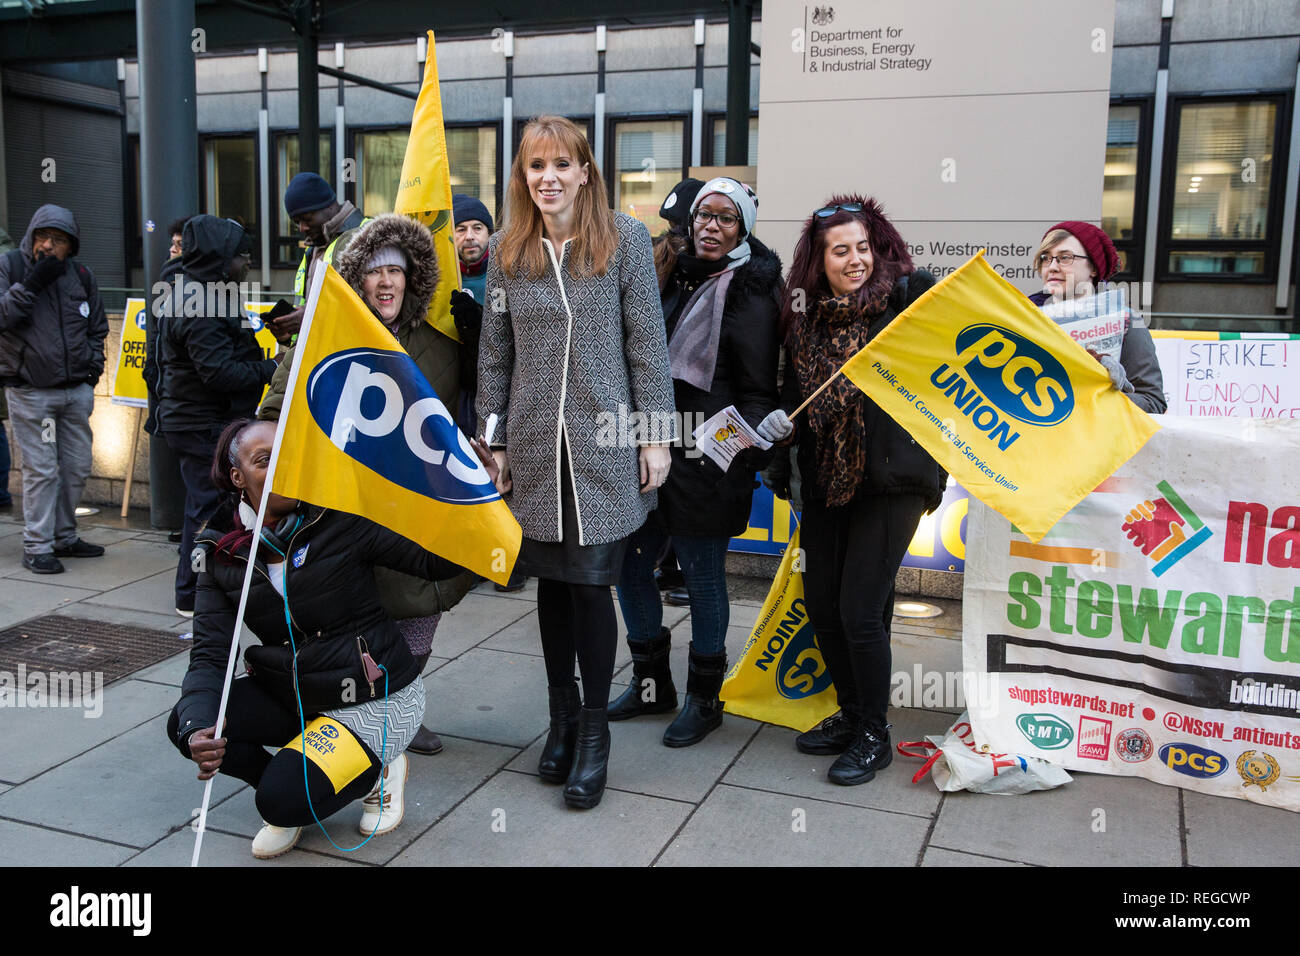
[394,30,461,343]
[719,528,838,732]
[843,253,1160,542]
[271,266,520,584]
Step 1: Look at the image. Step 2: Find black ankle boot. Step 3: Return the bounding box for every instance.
[607,627,678,720]
[662,645,727,748]
[538,682,581,783]
[564,706,611,809]
[827,723,893,786]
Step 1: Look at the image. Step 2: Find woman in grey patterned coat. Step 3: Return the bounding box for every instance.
[477,115,676,809]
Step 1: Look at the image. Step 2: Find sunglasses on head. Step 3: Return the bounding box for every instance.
[815,203,863,218]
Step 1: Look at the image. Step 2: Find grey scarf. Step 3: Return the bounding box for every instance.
[666,248,749,391]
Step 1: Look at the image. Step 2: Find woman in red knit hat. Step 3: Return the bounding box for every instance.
[1028,221,1166,414]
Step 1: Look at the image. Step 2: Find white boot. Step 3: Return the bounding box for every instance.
[251,821,301,860]
[358,752,407,836]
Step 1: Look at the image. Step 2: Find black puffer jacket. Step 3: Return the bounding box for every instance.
[654,237,782,538]
[155,216,276,432]
[170,502,466,754]
[778,271,948,510]
[0,204,108,388]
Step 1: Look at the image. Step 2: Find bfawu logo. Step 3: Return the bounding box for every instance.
[306,348,497,503]
[1159,742,1227,779]
[50,886,151,936]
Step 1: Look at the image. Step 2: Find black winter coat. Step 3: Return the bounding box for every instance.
[0,205,109,388]
[154,218,276,432]
[780,271,948,510]
[654,237,782,538]
[170,503,465,754]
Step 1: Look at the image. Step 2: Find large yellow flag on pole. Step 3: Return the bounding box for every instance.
[834,253,1160,542]
[270,264,520,584]
[394,29,461,342]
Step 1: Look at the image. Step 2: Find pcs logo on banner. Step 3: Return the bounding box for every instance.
[306,347,496,503]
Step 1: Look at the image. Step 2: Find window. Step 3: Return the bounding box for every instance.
[1162,97,1283,278]
[275,133,332,265]
[355,129,410,217]
[709,115,758,167]
[447,125,499,224]
[1103,102,1145,276]
[612,118,685,233]
[202,135,258,261]
[353,125,498,226]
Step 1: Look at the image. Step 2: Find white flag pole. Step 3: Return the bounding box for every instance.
[190,263,330,867]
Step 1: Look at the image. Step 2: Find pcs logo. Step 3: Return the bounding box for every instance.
[931,325,1074,451]
[306,348,497,504]
[319,723,340,739]
[753,598,833,699]
[1159,742,1227,779]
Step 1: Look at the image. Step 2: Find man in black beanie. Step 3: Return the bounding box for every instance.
[272,172,368,344]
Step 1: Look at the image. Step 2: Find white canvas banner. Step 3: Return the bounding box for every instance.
[963,416,1300,811]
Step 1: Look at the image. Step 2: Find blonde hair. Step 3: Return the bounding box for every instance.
[499,116,618,280]
[1033,228,1090,276]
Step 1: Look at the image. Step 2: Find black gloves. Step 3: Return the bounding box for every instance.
[23,255,65,294]
[450,290,483,344]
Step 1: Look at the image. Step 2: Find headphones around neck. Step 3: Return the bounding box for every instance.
[256,511,303,559]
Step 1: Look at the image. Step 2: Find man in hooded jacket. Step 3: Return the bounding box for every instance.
[0,204,109,574]
[155,215,278,614]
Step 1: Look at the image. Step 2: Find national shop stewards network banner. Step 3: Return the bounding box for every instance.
[963,416,1300,812]
[844,253,1160,541]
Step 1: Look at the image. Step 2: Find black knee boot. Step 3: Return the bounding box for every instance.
[662,645,726,748]
[563,706,611,809]
[606,627,677,720]
[538,682,581,783]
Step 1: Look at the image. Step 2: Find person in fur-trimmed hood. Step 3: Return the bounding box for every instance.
[259,212,474,758]
[610,176,782,748]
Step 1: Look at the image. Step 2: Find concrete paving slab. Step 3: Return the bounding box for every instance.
[922,846,1031,866]
[0,818,137,867]
[50,600,191,635]
[126,828,364,868]
[0,537,177,591]
[421,655,451,677]
[129,651,191,688]
[204,735,520,865]
[0,677,177,783]
[478,609,542,657]
[0,525,141,567]
[889,630,966,714]
[80,569,176,614]
[657,784,930,866]
[431,590,535,657]
[389,770,693,866]
[723,709,953,818]
[508,709,761,803]
[1183,789,1300,866]
[0,578,98,630]
[930,771,1182,867]
[0,714,244,848]
[422,648,551,747]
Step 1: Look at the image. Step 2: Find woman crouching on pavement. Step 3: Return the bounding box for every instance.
[165,418,495,858]
[259,212,479,758]
[610,177,782,747]
[758,196,947,786]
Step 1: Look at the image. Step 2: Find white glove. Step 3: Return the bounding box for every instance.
[1098,354,1133,394]
[757,409,794,442]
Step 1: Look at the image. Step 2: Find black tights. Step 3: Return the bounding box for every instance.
[536,577,617,708]
[168,677,381,828]
[800,493,927,732]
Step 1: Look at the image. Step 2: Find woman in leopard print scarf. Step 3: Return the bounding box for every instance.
[765,195,947,789]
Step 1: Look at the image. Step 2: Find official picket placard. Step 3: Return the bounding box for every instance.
[963,416,1300,811]
[110,298,149,408]
[758,0,1114,291]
